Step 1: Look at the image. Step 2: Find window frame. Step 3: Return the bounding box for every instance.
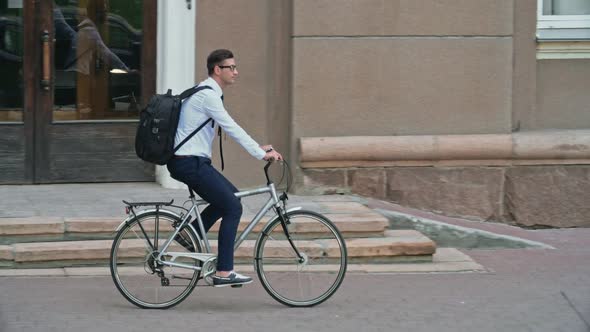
[536,0,590,59]
[536,0,590,41]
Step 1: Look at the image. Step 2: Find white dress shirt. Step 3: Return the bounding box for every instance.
[174,77,266,160]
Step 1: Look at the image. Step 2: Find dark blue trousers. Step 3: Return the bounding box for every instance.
[167,156,242,271]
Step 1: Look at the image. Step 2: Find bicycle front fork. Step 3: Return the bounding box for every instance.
[275,207,305,263]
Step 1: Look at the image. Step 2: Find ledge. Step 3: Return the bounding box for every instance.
[299,130,590,168]
[536,40,590,59]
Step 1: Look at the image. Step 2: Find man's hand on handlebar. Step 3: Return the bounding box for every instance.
[261,144,282,161]
[263,149,283,162]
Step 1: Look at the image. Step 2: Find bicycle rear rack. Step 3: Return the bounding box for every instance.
[122,200,174,207]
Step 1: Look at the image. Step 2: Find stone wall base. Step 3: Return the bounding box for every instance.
[297,165,590,228]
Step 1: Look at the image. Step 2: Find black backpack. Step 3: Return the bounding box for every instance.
[135,85,214,165]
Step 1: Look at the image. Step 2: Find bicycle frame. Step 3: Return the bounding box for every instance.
[112,160,346,308]
[136,182,293,272]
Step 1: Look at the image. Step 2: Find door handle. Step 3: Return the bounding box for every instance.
[41,30,50,91]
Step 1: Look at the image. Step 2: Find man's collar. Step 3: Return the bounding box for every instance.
[204,76,223,95]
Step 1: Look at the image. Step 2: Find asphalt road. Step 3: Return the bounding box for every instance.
[2,243,589,332]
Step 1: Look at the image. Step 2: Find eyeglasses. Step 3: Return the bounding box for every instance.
[218,65,238,72]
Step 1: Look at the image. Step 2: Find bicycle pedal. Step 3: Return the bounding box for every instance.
[231,284,243,288]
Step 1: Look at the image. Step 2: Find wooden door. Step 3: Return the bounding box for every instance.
[0,0,157,183]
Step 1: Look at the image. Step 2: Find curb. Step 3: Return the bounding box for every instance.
[377,209,556,249]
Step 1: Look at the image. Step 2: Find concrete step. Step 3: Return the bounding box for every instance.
[0,248,485,276]
[0,212,389,244]
[0,230,435,268]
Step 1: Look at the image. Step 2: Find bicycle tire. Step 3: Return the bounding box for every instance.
[110,210,202,309]
[254,210,347,307]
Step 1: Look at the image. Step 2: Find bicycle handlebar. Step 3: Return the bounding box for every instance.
[264,160,273,185]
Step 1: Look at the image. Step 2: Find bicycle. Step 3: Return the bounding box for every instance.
[109,161,347,309]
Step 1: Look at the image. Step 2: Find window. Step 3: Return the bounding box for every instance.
[51,0,144,121]
[537,0,590,59]
[537,0,590,40]
[0,3,24,118]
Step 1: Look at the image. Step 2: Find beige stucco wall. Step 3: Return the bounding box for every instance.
[192,0,590,191]
[511,0,537,132]
[290,0,517,168]
[292,38,513,137]
[191,0,590,227]
[535,59,590,129]
[194,0,291,188]
[293,0,513,36]
[511,0,590,131]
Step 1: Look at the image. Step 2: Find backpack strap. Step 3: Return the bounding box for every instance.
[218,126,224,171]
[179,85,212,100]
[217,94,225,171]
[173,118,213,153]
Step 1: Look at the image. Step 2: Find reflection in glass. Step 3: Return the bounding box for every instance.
[543,0,590,15]
[0,1,24,122]
[53,0,143,121]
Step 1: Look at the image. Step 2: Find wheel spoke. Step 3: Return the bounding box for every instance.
[110,212,202,309]
[130,227,153,252]
[256,211,347,307]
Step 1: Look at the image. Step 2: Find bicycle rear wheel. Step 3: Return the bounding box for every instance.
[255,210,347,307]
[110,211,202,309]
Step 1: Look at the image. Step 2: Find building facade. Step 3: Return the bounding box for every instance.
[195,0,590,228]
[1,0,588,227]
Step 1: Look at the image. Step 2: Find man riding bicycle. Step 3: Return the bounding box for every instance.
[167,49,283,287]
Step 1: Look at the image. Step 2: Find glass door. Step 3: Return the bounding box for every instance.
[0,0,156,183]
[0,0,31,183]
[52,0,145,121]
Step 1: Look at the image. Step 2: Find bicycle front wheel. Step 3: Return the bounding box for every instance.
[110,210,202,309]
[255,210,347,307]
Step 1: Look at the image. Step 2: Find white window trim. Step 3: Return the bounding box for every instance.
[537,0,590,59]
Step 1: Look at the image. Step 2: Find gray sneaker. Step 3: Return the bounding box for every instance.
[212,272,253,287]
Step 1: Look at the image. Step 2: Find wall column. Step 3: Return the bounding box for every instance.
[155,0,196,188]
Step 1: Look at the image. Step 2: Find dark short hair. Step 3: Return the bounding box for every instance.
[207,49,234,75]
